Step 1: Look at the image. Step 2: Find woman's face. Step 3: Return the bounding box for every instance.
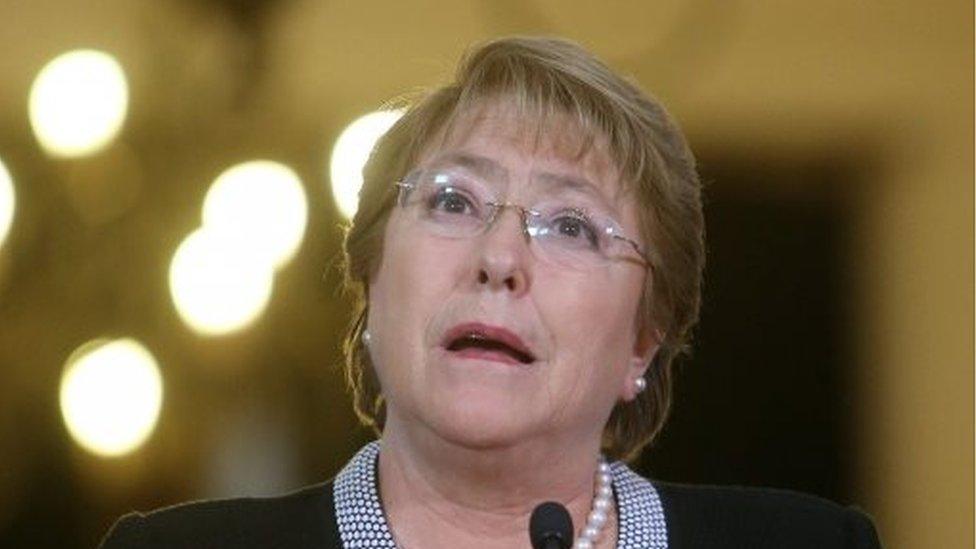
[367,106,657,450]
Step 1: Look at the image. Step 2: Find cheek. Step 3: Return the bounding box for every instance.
[542,270,643,395]
[367,225,462,375]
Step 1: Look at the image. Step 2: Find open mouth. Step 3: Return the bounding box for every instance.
[442,324,537,365]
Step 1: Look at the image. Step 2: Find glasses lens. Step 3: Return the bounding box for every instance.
[526,204,613,269]
[403,171,491,237]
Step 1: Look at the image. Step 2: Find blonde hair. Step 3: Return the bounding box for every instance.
[342,36,704,461]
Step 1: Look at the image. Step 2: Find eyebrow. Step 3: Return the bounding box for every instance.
[533,172,607,204]
[428,151,509,181]
[426,151,618,213]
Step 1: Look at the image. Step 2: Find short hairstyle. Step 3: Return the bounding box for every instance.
[341,36,704,461]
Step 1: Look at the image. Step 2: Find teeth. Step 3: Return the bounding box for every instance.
[447,333,533,363]
[447,333,489,350]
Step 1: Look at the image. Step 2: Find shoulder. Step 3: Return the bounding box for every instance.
[98,481,341,549]
[652,481,883,549]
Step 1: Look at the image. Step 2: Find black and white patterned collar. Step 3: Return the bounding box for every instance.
[334,441,668,548]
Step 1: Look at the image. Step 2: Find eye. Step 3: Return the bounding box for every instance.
[549,212,600,248]
[428,186,478,216]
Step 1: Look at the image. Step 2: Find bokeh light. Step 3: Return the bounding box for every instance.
[0,157,14,249]
[329,109,403,219]
[28,49,129,158]
[169,228,275,336]
[59,338,163,458]
[202,160,307,269]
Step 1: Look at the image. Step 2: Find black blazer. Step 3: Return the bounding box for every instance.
[99,480,882,548]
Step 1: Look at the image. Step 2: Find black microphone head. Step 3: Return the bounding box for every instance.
[529,501,574,549]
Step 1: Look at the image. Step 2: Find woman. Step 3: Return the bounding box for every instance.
[101,37,882,548]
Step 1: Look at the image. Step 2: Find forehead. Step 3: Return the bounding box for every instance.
[419,102,627,204]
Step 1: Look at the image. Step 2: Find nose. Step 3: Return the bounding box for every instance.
[475,207,532,296]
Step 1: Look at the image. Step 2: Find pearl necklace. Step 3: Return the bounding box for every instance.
[574,458,614,549]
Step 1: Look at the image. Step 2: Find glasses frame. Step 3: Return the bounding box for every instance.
[393,171,651,269]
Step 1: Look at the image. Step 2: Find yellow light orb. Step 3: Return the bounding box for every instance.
[329,110,403,219]
[0,158,13,249]
[29,49,129,158]
[59,338,163,458]
[169,228,274,336]
[202,161,307,269]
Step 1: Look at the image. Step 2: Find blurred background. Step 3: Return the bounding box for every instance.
[0,1,971,547]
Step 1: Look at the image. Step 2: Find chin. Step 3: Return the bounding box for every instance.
[425,390,538,450]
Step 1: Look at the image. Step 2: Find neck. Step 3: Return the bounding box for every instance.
[377,414,616,548]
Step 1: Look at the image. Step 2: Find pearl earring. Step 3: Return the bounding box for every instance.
[362,330,371,346]
[634,377,647,393]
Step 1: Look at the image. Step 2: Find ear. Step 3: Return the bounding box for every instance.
[620,326,663,402]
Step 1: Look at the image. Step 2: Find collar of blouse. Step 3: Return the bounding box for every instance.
[333,441,668,548]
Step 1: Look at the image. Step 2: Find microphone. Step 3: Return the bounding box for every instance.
[529,501,574,549]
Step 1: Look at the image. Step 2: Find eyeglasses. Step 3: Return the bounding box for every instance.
[394,169,650,270]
